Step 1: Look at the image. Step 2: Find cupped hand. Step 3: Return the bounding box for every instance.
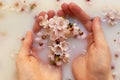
[16,10,62,80]
[60,2,113,80]
[72,17,113,80]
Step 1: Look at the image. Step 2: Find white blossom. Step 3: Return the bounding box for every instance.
[39,14,49,27]
[102,8,120,26]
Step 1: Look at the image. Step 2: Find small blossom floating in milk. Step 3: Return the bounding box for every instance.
[0,1,38,12]
[34,15,86,66]
[102,8,120,26]
[0,32,7,40]
[112,72,120,80]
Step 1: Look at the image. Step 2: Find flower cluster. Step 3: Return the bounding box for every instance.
[48,40,69,66]
[34,15,86,66]
[102,8,120,26]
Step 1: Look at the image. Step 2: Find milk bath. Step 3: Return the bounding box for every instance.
[0,0,120,80]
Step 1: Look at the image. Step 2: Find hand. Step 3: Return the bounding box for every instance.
[60,2,113,80]
[72,17,113,80]
[16,11,62,80]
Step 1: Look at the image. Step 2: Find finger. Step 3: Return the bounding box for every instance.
[47,10,55,19]
[33,11,47,33]
[32,18,41,33]
[20,31,33,56]
[68,2,92,32]
[92,17,107,47]
[57,9,66,17]
[38,11,47,17]
[61,3,73,17]
[86,33,94,49]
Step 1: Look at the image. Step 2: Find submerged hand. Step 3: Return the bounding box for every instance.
[72,17,113,80]
[16,10,62,80]
[60,2,113,80]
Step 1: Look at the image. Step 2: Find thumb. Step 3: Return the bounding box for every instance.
[92,17,107,47]
[19,31,33,57]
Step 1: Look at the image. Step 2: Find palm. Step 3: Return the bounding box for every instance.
[72,42,111,80]
[17,56,61,80]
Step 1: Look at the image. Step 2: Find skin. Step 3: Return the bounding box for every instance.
[16,2,113,80]
[72,17,113,80]
[16,11,62,80]
[60,3,113,80]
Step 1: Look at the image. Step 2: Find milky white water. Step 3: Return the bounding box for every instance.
[0,0,120,80]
